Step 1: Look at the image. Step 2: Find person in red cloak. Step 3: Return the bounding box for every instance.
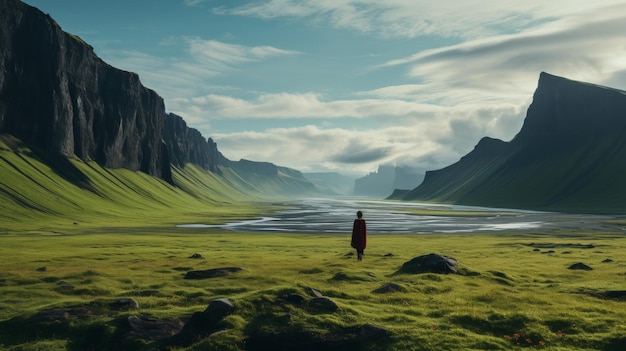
[351,210,367,261]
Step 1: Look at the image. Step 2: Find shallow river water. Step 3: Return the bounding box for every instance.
[177,198,623,234]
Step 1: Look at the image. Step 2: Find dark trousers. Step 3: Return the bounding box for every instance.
[356,249,364,260]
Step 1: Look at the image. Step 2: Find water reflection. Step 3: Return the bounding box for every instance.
[177,197,617,234]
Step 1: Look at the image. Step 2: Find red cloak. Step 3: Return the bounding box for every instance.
[351,218,367,250]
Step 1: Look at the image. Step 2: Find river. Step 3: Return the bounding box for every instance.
[177,198,622,234]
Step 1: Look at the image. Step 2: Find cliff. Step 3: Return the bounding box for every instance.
[0,0,223,182]
[1,0,168,179]
[163,114,223,174]
[401,72,626,212]
[0,0,318,197]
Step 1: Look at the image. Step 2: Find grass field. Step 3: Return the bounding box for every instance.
[1,226,625,350]
[2,143,626,350]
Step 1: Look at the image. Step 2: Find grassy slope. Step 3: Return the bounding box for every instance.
[2,142,626,350]
[0,142,265,233]
[408,140,626,213]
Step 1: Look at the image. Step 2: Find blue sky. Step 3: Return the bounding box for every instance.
[23,0,626,176]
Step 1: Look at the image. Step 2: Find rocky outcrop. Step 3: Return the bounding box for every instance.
[0,0,222,182]
[163,113,223,173]
[401,72,626,212]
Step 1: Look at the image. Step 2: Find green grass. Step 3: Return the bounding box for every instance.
[1,229,625,350]
[2,143,626,350]
[0,143,272,234]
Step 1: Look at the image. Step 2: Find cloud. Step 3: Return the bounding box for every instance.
[169,92,443,119]
[216,0,625,39]
[382,3,626,102]
[183,0,209,6]
[186,38,300,70]
[208,98,525,175]
[330,143,395,164]
[212,125,411,174]
[102,38,299,100]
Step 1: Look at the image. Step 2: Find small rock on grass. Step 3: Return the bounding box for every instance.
[308,297,338,313]
[568,262,593,271]
[184,267,243,279]
[372,282,406,294]
[204,298,235,320]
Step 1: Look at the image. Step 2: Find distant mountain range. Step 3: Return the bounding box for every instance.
[354,165,424,197]
[0,0,318,198]
[304,172,355,196]
[393,72,626,213]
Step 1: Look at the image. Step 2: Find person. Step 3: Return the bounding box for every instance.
[351,210,367,261]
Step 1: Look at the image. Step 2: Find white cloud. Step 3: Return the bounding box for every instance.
[169,92,443,120]
[217,0,626,39]
[102,38,300,100]
[206,99,525,175]
[374,3,626,108]
[212,124,434,174]
[186,38,300,69]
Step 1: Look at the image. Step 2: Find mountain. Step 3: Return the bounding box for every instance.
[0,0,318,198]
[354,165,424,198]
[398,72,626,213]
[304,172,356,196]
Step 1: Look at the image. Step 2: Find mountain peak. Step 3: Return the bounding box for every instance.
[402,72,626,213]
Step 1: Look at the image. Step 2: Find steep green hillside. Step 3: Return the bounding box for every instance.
[0,138,267,233]
[401,73,626,213]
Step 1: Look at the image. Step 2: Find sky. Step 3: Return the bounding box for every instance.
[23,0,626,177]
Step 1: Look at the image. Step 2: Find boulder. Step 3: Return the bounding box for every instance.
[372,282,407,294]
[127,315,184,340]
[204,298,235,321]
[281,293,307,306]
[568,262,593,271]
[176,298,235,344]
[308,297,338,313]
[396,253,459,274]
[184,267,243,279]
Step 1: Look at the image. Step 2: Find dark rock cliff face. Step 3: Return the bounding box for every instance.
[163,114,223,174]
[513,73,626,148]
[0,0,221,182]
[402,72,626,212]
